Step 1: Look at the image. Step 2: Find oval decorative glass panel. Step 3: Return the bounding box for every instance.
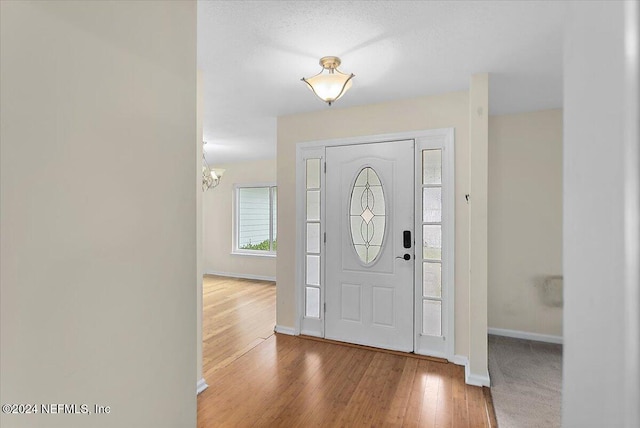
[349,167,386,264]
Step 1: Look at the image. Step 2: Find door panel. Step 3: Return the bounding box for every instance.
[340,283,361,321]
[325,140,414,352]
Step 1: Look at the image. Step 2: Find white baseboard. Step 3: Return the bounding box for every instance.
[196,378,208,395]
[488,327,563,344]
[204,270,276,282]
[465,364,491,387]
[450,354,469,367]
[274,325,297,336]
[450,355,491,387]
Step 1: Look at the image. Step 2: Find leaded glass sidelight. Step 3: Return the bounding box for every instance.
[421,148,443,337]
[304,156,322,320]
[349,167,386,264]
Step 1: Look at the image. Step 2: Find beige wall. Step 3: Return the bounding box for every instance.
[196,71,204,389]
[488,109,563,337]
[0,2,196,427]
[203,158,277,280]
[277,92,471,357]
[468,74,490,382]
[562,1,638,424]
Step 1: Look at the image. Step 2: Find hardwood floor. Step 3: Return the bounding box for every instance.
[198,275,495,427]
[201,275,277,377]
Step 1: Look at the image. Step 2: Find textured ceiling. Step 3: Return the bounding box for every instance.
[198,1,567,164]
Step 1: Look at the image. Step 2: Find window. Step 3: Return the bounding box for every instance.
[421,149,442,336]
[235,185,277,255]
[305,158,322,318]
[349,167,386,264]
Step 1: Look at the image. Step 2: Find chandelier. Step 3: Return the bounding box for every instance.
[202,142,224,191]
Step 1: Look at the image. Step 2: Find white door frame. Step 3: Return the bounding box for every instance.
[414,131,455,360]
[294,128,455,360]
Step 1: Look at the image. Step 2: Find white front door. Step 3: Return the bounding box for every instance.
[325,140,414,352]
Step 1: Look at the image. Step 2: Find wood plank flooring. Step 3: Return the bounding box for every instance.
[198,275,495,427]
[201,275,277,377]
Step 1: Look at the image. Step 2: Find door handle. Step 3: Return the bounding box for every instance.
[396,254,411,261]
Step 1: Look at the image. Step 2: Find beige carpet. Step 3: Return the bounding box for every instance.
[488,335,562,428]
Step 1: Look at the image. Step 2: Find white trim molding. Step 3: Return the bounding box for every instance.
[465,364,491,387]
[196,378,208,395]
[230,251,277,258]
[233,182,278,257]
[295,128,457,354]
[450,354,469,367]
[449,355,491,387]
[488,327,563,344]
[274,325,297,336]
[204,271,276,282]
[296,146,326,338]
[414,129,456,361]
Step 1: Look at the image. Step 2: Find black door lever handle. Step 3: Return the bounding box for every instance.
[395,254,411,261]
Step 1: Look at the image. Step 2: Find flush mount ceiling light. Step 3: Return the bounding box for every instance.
[301,56,354,106]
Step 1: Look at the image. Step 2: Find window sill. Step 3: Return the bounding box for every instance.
[231,251,277,258]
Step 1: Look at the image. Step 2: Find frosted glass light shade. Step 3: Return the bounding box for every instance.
[302,70,354,105]
[202,165,225,191]
[302,56,354,105]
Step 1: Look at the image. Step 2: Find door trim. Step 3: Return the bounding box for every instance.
[414,130,455,360]
[295,128,455,361]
